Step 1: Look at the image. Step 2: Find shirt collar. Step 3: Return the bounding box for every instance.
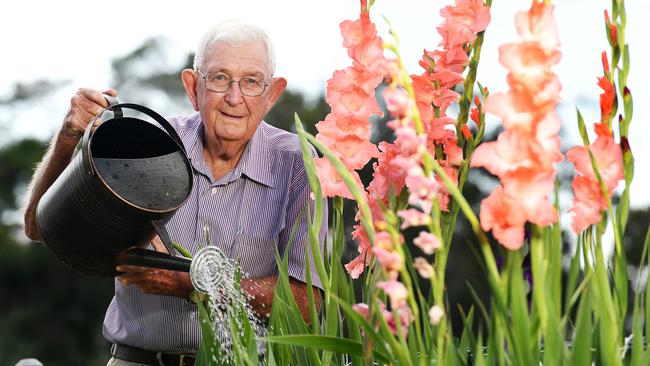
[186,116,274,188]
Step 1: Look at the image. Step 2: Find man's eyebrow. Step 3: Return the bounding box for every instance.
[207,68,266,79]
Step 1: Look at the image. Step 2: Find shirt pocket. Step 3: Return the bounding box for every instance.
[230,235,279,278]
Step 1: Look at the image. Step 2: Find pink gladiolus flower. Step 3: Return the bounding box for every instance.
[373,247,403,279]
[397,208,432,229]
[394,126,427,158]
[414,257,434,279]
[405,169,439,202]
[385,305,413,337]
[352,303,370,318]
[429,305,445,325]
[374,231,394,250]
[413,231,442,255]
[383,87,412,117]
[377,280,408,309]
[345,254,368,280]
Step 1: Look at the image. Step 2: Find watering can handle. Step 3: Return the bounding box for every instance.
[81,96,188,175]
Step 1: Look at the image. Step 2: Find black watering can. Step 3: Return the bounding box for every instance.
[36,97,195,276]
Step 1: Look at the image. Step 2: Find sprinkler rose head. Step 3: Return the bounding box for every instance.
[190,246,229,293]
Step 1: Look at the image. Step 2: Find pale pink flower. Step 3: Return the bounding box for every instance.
[394,126,427,158]
[385,305,413,337]
[413,231,442,255]
[429,305,445,325]
[344,253,369,280]
[383,87,412,117]
[414,257,434,279]
[352,303,370,318]
[405,167,438,201]
[377,280,408,309]
[372,247,403,279]
[397,208,432,229]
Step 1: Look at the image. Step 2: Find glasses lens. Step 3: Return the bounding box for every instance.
[205,73,229,92]
[239,78,264,96]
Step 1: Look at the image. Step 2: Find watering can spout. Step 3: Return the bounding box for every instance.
[117,247,192,272]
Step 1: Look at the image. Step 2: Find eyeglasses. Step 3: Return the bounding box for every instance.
[197,70,269,97]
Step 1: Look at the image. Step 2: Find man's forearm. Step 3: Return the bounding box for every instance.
[240,276,321,323]
[23,131,80,241]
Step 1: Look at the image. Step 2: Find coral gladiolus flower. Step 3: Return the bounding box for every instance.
[472,3,561,249]
[597,75,615,121]
[567,124,623,233]
[479,186,527,250]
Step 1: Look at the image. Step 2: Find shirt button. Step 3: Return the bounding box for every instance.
[211,187,218,195]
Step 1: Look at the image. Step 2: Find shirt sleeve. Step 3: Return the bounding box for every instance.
[279,148,328,290]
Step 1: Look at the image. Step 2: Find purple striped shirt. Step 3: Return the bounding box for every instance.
[102,114,327,352]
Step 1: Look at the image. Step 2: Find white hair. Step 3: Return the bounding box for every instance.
[193,20,276,76]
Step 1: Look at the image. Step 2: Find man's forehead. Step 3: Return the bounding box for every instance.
[203,41,270,76]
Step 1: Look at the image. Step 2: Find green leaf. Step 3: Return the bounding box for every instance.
[570,294,593,366]
[302,131,376,244]
[576,109,590,146]
[264,335,390,363]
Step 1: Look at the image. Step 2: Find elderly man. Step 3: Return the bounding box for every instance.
[23,20,326,366]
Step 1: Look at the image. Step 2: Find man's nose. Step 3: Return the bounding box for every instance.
[224,81,244,105]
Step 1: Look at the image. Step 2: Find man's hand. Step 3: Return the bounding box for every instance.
[61,88,118,140]
[115,265,193,298]
[23,87,119,241]
[115,236,194,299]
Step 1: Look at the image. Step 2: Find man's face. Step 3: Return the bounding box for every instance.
[188,41,284,146]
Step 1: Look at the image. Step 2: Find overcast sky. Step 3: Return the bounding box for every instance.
[1,0,648,207]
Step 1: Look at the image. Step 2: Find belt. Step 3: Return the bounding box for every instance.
[111,343,196,366]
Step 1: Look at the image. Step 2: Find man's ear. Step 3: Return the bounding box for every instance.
[265,77,287,113]
[181,69,200,111]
